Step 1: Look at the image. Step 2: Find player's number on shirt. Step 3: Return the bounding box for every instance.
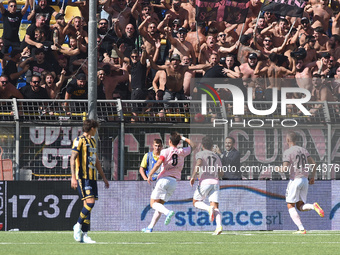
[207,156,217,166]
[172,154,178,166]
[296,154,307,169]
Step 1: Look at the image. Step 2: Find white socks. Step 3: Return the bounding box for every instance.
[299,203,314,211]
[214,208,222,227]
[194,201,210,211]
[148,210,161,229]
[289,207,304,231]
[152,202,170,216]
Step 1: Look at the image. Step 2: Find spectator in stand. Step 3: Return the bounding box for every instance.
[0,0,29,53]
[67,0,90,23]
[4,49,30,87]
[41,70,66,99]
[309,73,336,115]
[138,16,161,59]
[314,52,331,76]
[63,16,88,45]
[303,36,317,63]
[28,0,59,26]
[130,48,148,121]
[131,0,160,26]
[115,21,137,58]
[96,68,107,100]
[186,21,206,60]
[103,0,132,32]
[199,32,220,64]
[305,0,333,32]
[203,55,226,78]
[20,48,55,83]
[23,14,51,50]
[0,75,24,99]
[97,18,117,56]
[313,27,329,53]
[52,13,67,47]
[298,17,314,46]
[166,26,196,64]
[20,75,49,99]
[165,0,189,29]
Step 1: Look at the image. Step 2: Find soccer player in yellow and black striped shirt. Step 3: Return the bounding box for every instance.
[70,119,109,243]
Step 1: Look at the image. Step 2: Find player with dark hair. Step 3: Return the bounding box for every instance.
[190,136,223,235]
[142,132,195,232]
[281,131,324,234]
[71,119,109,243]
[139,139,163,181]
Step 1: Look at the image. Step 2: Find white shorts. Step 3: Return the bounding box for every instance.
[193,184,220,203]
[286,177,308,203]
[151,177,177,202]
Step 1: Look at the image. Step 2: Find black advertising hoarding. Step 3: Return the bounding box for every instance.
[0,181,81,231]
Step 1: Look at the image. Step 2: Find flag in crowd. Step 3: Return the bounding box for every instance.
[195,0,250,24]
[261,0,306,17]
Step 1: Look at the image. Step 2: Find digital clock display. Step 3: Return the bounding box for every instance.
[0,181,81,231]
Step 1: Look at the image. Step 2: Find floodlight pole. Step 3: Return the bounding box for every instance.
[88,0,98,121]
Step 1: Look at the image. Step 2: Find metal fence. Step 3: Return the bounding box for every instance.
[0,99,339,180]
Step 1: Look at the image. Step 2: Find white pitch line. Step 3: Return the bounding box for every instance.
[1,241,340,245]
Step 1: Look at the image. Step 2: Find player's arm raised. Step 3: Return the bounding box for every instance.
[181,136,196,150]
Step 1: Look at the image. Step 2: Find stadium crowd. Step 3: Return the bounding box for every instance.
[0,0,340,114]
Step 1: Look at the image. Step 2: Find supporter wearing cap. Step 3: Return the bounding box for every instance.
[298,17,314,46]
[239,52,260,86]
[65,73,88,102]
[166,26,196,64]
[172,19,181,33]
[0,0,29,53]
[52,12,67,47]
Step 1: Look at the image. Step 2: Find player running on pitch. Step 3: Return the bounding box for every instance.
[142,132,195,232]
[190,136,224,235]
[281,131,324,234]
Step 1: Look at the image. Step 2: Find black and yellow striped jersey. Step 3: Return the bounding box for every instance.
[72,135,97,180]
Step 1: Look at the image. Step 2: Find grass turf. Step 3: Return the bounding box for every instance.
[0,231,340,255]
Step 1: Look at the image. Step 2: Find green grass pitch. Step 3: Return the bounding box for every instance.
[1,231,340,255]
